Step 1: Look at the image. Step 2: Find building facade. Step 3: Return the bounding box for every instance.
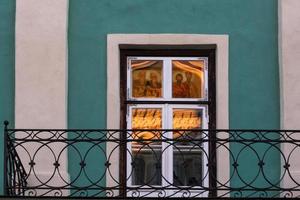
[0,0,300,198]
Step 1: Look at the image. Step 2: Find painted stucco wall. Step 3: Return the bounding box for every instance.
[0,0,15,195]
[68,0,279,128]
[68,0,279,194]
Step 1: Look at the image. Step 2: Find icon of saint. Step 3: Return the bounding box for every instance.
[173,73,189,98]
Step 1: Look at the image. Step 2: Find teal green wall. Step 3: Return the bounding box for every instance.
[0,0,15,195]
[68,0,279,196]
[68,0,279,128]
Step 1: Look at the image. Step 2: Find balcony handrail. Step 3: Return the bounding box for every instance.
[5,128,300,132]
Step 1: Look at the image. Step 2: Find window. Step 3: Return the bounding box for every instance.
[107,34,229,198]
[120,47,216,197]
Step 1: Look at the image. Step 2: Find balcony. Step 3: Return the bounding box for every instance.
[3,121,300,199]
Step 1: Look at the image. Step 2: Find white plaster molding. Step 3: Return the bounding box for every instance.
[15,0,69,194]
[279,0,300,192]
[107,34,229,196]
[279,0,300,129]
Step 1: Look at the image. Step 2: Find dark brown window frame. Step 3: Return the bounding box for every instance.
[119,45,217,197]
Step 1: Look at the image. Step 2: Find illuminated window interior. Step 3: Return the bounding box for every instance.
[126,57,209,191]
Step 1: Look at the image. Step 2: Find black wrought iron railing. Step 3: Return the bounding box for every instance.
[4,120,300,198]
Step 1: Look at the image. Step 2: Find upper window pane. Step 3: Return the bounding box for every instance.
[172,60,204,98]
[131,60,163,98]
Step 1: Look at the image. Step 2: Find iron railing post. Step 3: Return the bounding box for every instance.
[209,129,217,197]
[3,121,9,195]
[119,130,127,198]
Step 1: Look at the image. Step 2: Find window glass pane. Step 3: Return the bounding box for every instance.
[172,60,204,98]
[173,109,203,186]
[131,108,162,185]
[131,60,163,98]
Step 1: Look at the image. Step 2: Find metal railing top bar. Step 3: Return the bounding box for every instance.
[4,120,300,132]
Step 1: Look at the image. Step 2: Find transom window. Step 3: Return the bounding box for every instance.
[127,57,208,100]
[120,48,216,197]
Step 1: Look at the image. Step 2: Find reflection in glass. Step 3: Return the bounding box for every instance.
[131,60,163,98]
[173,109,203,186]
[131,108,162,185]
[172,60,204,98]
[173,109,202,130]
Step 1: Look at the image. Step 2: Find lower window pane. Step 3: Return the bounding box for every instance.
[131,108,162,185]
[173,109,204,186]
[132,144,162,185]
[174,151,202,186]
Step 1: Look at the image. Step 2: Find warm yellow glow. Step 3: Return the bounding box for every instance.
[172,60,204,79]
[172,60,204,98]
[131,108,202,140]
[173,109,202,129]
[132,108,162,129]
[131,60,161,70]
[132,131,160,140]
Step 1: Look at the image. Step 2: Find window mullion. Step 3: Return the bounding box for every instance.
[162,57,174,191]
[164,58,172,100]
[203,106,209,188]
[126,106,133,187]
[162,104,173,192]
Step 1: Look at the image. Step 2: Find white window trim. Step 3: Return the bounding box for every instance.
[107,34,229,197]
